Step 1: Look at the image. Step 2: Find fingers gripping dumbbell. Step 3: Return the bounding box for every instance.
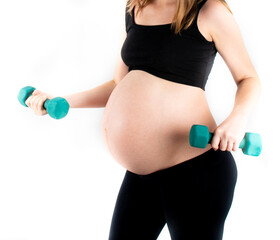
[189,124,262,156]
[18,86,69,119]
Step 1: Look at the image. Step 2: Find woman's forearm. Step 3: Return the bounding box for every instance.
[229,76,262,121]
[62,79,117,108]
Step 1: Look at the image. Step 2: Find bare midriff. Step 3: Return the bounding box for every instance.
[101,70,217,175]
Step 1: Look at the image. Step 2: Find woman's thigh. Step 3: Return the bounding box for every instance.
[108,170,166,240]
[160,148,238,240]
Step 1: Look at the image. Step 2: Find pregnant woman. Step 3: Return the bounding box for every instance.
[26,0,262,239]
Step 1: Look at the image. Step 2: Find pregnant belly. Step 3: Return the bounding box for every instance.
[101,70,217,175]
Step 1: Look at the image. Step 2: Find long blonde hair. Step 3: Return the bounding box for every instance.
[126,0,232,35]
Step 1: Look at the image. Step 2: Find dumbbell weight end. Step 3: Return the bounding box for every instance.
[43,97,69,119]
[17,86,36,107]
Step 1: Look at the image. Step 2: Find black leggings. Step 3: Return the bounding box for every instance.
[109,148,238,240]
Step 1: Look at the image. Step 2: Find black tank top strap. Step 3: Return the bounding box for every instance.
[197,0,207,10]
[194,0,207,22]
[188,0,212,43]
[125,5,133,33]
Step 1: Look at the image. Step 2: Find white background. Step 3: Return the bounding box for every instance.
[0,0,279,239]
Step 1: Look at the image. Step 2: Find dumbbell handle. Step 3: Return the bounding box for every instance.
[206,131,247,149]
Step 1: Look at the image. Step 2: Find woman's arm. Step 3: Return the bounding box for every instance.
[63,30,128,109]
[202,0,262,152]
[27,79,118,115]
[62,79,117,108]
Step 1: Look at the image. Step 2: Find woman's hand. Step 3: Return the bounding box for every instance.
[25,90,54,116]
[211,113,248,152]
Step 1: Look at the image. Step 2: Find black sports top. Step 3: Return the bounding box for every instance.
[121,0,217,91]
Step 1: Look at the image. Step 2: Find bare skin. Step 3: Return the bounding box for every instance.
[101,70,216,174]
[26,0,261,175]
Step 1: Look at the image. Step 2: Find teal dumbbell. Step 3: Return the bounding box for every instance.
[189,124,262,156]
[18,86,69,120]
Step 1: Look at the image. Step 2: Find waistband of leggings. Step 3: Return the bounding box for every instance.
[136,148,230,180]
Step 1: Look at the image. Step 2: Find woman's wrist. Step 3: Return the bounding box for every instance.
[227,109,250,128]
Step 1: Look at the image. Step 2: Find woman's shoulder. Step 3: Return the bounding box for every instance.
[200,0,233,27]
[199,0,234,41]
